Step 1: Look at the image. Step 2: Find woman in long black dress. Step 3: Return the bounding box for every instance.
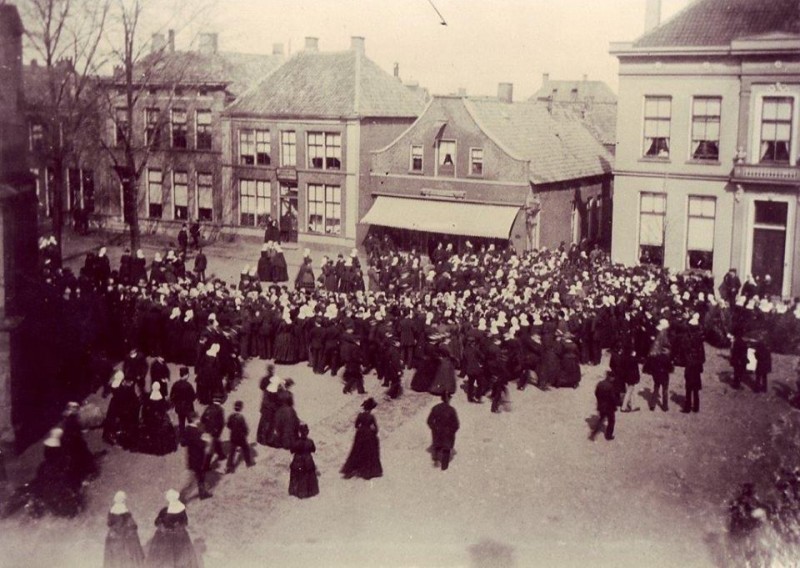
[288,423,319,499]
[273,314,298,364]
[340,398,383,480]
[256,368,279,446]
[104,491,144,568]
[146,490,198,568]
[269,381,299,449]
[137,384,178,456]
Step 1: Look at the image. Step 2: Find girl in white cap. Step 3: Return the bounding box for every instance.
[104,490,144,568]
[146,489,198,567]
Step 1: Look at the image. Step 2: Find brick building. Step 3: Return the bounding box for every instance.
[611,0,800,297]
[221,37,425,248]
[94,32,284,232]
[365,84,613,254]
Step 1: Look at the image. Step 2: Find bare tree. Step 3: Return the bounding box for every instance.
[98,0,213,252]
[20,0,110,256]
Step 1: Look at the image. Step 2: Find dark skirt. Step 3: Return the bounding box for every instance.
[289,454,320,499]
[341,429,382,480]
[146,527,197,568]
[410,357,437,392]
[138,415,178,456]
[273,332,297,364]
[104,513,144,568]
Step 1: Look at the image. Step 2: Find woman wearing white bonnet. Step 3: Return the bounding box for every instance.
[146,489,198,567]
[104,490,144,567]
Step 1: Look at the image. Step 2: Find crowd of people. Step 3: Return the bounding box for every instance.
[11,229,800,566]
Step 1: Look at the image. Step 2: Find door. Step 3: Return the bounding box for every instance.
[279,183,298,243]
[751,200,788,296]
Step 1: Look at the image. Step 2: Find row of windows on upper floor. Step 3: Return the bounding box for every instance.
[641,94,797,164]
[109,108,214,150]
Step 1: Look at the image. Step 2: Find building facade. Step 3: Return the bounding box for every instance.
[366,86,613,254]
[611,0,800,298]
[221,37,425,248]
[95,32,284,233]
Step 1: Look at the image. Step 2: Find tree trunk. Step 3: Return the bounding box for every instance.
[124,176,141,252]
[51,157,65,261]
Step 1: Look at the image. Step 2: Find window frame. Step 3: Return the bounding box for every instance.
[115,107,128,147]
[29,121,45,151]
[410,144,423,172]
[469,147,484,176]
[690,96,721,162]
[239,129,255,165]
[195,110,212,150]
[306,132,342,170]
[196,172,213,221]
[171,108,188,149]
[759,96,793,164]
[255,129,271,165]
[172,170,189,220]
[238,178,271,226]
[145,107,161,148]
[685,195,716,271]
[306,183,341,236]
[281,130,297,166]
[638,191,667,266]
[436,139,456,176]
[642,96,671,159]
[147,168,163,219]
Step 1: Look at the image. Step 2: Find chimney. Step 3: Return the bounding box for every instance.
[542,72,550,85]
[498,82,513,103]
[457,87,467,97]
[198,32,218,55]
[151,32,166,54]
[304,37,319,52]
[645,0,661,32]
[393,62,399,78]
[350,36,365,54]
[272,43,284,56]
[582,73,588,82]
[168,29,175,52]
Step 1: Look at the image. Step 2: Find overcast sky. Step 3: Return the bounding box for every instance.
[195,0,691,99]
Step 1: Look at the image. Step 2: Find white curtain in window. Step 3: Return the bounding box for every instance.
[687,217,714,251]
[639,213,664,246]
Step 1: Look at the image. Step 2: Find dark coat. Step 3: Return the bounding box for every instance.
[170,379,196,417]
[755,343,772,374]
[201,403,224,437]
[226,412,249,442]
[427,402,459,450]
[183,424,206,472]
[595,378,619,414]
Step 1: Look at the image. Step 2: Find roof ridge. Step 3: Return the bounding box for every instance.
[462,98,527,162]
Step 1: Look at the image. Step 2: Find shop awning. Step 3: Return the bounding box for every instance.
[361,196,520,240]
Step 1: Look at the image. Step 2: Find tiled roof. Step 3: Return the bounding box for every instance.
[464,99,613,185]
[531,100,618,147]
[122,50,284,96]
[634,0,800,48]
[530,80,617,104]
[23,62,73,109]
[227,50,425,119]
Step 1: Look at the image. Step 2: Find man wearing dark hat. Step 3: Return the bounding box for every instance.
[184,412,212,499]
[591,372,618,441]
[178,223,188,258]
[427,393,460,470]
[201,397,226,468]
[226,401,254,473]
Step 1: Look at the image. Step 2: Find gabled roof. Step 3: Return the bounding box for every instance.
[120,50,284,97]
[634,0,800,48]
[464,98,613,185]
[226,50,425,119]
[530,80,617,104]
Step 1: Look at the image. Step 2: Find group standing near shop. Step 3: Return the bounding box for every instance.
[11,231,800,566]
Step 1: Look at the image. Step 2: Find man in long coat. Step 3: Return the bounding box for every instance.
[427,392,459,470]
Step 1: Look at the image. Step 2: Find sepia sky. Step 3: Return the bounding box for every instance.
[196,0,691,98]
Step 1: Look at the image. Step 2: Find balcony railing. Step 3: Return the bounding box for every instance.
[731,163,800,185]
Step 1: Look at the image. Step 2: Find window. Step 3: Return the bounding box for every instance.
[438,140,455,175]
[307,133,323,168]
[410,144,423,171]
[239,179,270,226]
[147,168,163,218]
[115,108,128,146]
[171,108,187,148]
[643,96,671,158]
[173,171,189,220]
[197,173,213,221]
[281,131,296,166]
[306,184,341,235]
[196,110,212,150]
[760,96,793,163]
[31,168,42,210]
[306,132,341,170]
[29,122,44,151]
[638,192,666,266]
[686,196,715,271]
[145,108,160,147]
[691,97,721,161]
[256,130,271,165]
[325,133,341,169]
[470,148,484,175]
[239,129,255,165]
